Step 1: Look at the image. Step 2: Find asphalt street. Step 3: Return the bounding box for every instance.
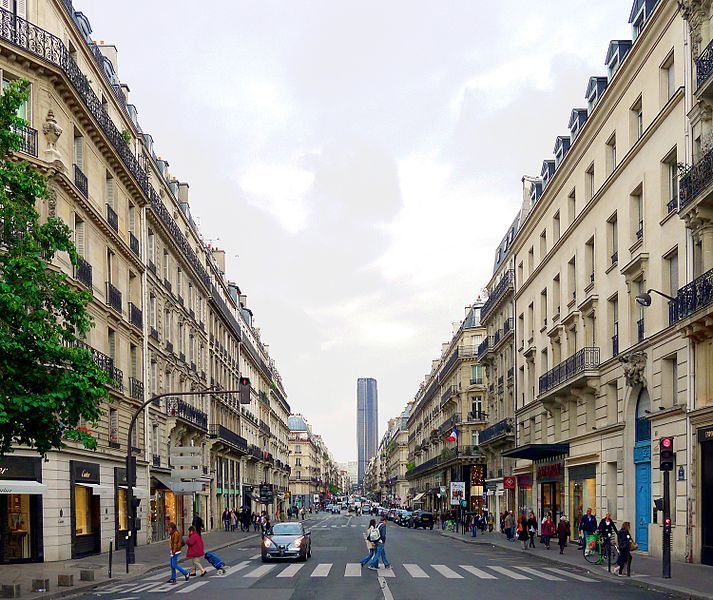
[80,512,675,600]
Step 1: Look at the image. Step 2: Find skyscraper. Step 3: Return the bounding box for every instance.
[356,378,378,484]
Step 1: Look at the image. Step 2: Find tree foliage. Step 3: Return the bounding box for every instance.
[0,80,108,457]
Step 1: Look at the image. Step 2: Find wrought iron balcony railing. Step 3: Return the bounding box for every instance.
[481,269,514,320]
[129,231,140,257]
[105,281,122,314]
[129,377,144,401]
[152,454,161,467]
[73,164,88,197]
[668,267,713,324]
[680,147,713,211]
[478,417,514,445]
[538,347,600,395]
[696,36,713,88]
[166,397,207,430]
[440,385,457,407]
[667,197,678,214]
[128,302,142,328]
[106,204,118,232]
[477,336,493,358]
[74,256,92,288]
[10,123,37,156]
[209,424,248,452]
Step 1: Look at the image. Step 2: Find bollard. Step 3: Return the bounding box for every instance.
[109,540,113,579]
[31,578,49,592]
[57,574,74,587]
[80,570,95,582]
[1,584,21,598]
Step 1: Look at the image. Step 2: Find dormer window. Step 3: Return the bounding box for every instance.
[606,41,632,79]
[629,0,657,41]
[568,109,588,141]
[553,136,571,169]
[541,160,555,188]
[586,77,609,113]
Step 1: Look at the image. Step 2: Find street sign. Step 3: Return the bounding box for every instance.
[259,483,274,504]
[435,473,441,483]
[169,455,202,467]
[172,446,202,455]
[460,499,467,508]
[440,486,446,494]
[450,482,465,506]
[170,468,200,480]
[169,481,204,494]
[482,492,487,501]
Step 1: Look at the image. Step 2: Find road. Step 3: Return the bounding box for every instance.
[81,512,673,600]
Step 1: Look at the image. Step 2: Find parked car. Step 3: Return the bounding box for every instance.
[262,522,312,562]
[410,510,434,530]
[399,511,413,527]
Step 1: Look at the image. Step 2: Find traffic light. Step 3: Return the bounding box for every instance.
[239,377,251,404]
[659,437,674,471]
[663,516,672,534]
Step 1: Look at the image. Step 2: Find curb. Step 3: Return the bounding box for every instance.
[22,533,260,600]
[438,530,713,600]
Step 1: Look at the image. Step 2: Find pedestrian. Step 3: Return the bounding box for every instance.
[517,515,528,549]
[221,508,231,532]
[579,507,597,549]
[191,512,204,537]
[487,512,494,532]
[360,519,379,567]
[557,515,571,554]
[252,513,258,532]
[186,526,207,577]
[504,511,513,541]
[527,511,538,548]
[368,516,391,571]
[230,508,237,532]
[616,521,635,576]
[300,506,305,520]
[167,522,189,584]
[541,513,555,550]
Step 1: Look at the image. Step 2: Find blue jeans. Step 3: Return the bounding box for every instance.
[360,547,375,565]
[369,543,390,568]
[170,552,188,580]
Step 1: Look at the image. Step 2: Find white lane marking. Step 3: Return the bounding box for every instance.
[277,563,304,578]
[488,565,531,579]
[432,564,463,579]
[121,583,163,593]
[345,563,362,577]
[516,566,565,580]
[249,553,261,560]
[142,572,170,581]
[543,567,596,582]
[351,525,357,528]
[403,564,429,578]
[176,581,209,593]
[459,565,497,579]
[378,576,395,600]
[310,563,332,577]
[380,566,395,578]
[244,564,277,578]
[331,525,338,528]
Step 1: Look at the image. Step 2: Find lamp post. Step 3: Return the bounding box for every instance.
[634,288,676,307]
[125,387,241,572]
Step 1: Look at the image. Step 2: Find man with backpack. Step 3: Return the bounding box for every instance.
[367,516,392,570]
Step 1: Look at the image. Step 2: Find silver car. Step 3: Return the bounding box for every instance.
[262,522,312,562]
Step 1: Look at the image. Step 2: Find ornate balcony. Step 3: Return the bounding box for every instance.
[478,417,514,447]
[73,164,88,197]
[669,268,713,340]
[440,385,458,408]
[538,347,600,398]
[166,397,207,431]
[696,37,713,90]
[129,377,144,401]
[209,424,248,453]
[11,123,37,157]
[74,256,92,288]
[481,269,514,322]
[128,302,142,328]
[679,147,713,220]
[477,336,493,359]
[152,454,161,467]
[129,231,140,257]
[105,281,122,314]
[466,410,487,423]
[106,204,118,232]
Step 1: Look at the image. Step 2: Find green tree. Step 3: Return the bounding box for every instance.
[0,80,108,457]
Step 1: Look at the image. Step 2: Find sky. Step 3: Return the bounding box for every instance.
[77,0,631,463]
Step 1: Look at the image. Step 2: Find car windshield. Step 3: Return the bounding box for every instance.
[271,524,302,535]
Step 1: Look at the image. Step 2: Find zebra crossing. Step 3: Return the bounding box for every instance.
[96,561,596,595]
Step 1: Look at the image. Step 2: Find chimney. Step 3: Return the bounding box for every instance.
[178,182,190,204]
[211,248,225,274]
[97,43,119,78]
[238,294,247,308]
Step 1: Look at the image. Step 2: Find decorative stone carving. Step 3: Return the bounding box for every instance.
[42,109,63,166]
[46,187,57,217]
[619,351,647,388]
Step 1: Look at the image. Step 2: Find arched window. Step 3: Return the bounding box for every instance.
[635,388,651,442]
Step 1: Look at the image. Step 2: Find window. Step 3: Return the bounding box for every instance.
[553,274,561,317]
[661,51,675,103]
[130,344,138,378]
[631,186,643,241]
[540,288,548,328]
[73,128,83,170]
[177,267,183,299]
[152,424,159,456]
[148,229,155,265]
[74,485,94,535]
[630,95,643,142]
[295,457,302,466]
[527,246,534,276]
[568,189,576,225]
[517,261,524,283]
[74,215,85,257]
[1,73,29,120]
[636,280,645,342]
[163,249,169,283]
[470,395,483,419]
[108,327,116,360]
[105,171,115,210]
[539,230,547,259]
[662,149,678,214]
[606,132,617,175]
[568,256,576,304]
[471,431,480,446]
[665,249,679,298]
[608,212,618,265]
[553,211,561,242]
[149,294,156,329]
[585,164,595,201]
[109,408,119,445]
[606,381,618,424]
[150,360,157,395]
[128,203,136,234]
[662,354,678,409]
[470,364,483,385]
[609,295,619,357]
[585,236,595,284]
[295,445,302,454]
[527,303,534,341]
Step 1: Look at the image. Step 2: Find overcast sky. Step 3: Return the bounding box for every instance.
[78,0,630,463]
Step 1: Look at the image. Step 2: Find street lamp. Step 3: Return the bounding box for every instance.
[635,288,675,307]
[125,387,242,572]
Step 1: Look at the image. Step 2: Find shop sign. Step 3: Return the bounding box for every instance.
[0,456,40,481]
[243,485,254,495]
[517,475,532,488]
[536,462,562,482]
[259,483,274,504]
[115,467,136,487]
[71,460,100,484]
[503,476,516,489]
[450,481,465,506]
[470,464,486,486]
[485,481,497,492]
[698,426,713,443]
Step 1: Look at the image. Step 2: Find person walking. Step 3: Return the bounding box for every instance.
[368,516,391,570]
[579,507,597,549]
[191,513,204,537]
[557,515,571,554]
[616,521,634,576]
[504,511,513,541]
[360,519,379,567]
[167,522,189,584]
[517,515,529,549]
[526,511,538,549]
[186,526,207,577]
[221,508,230,532]
[541,514,555,550]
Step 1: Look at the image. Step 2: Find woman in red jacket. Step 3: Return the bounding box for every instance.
[185,526,206,577]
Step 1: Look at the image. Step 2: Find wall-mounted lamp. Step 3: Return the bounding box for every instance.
[635,289,675,307]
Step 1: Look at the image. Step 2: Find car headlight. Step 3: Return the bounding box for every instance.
[289,537,304,549]
[264,538,275,548]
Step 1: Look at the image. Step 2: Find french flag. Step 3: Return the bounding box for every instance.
[447,426,458,442]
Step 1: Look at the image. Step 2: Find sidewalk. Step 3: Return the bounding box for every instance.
[440,527,713,600]
[0,528,260,600]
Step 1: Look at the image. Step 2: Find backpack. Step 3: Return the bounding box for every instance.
[368,527,381,542]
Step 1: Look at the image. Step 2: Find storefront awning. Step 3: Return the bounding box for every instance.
[0,480,47,495]
[118,485,149,498]
[501,443,569,461]
[151,473,174,490]
[412,492,425,502]
[77,483,113,496]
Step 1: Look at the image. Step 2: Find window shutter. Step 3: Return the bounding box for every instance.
[73,136,83,170]
[131,345,138,378]
[129,204,135,233]
[105,175,115,209]
[74,217,85,256]
[15,0,26,19]
[0,1,12,13]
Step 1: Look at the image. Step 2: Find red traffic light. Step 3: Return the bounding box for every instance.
[662,437,672,448]
[664,517,671,525]
[240,377,250,386]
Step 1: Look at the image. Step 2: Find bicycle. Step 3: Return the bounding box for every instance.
[583,532,619,565]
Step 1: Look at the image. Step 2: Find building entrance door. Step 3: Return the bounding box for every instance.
[701,439,713,565]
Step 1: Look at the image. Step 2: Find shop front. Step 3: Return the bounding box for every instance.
[516,474,533,516]
[699,425,713,565]
[568,464,596,540]
[242,485,254,512]
[0,455,45,564]
[469,464,486,512]
[537,460,564,521]
[150,474,175,543]
[70,460,107,558]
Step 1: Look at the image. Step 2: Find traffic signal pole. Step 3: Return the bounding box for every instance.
[663,468,671,578]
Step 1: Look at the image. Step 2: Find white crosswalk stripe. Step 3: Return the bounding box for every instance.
[515,566,564,580]
[488,565,531,579]
[225,561,251,577]
[379,566,395,577]
[459,565,497,579]
[432,565,463,579]
[543,567,596,582]
[277,564,304,578]
[245,564,277,578]
[311,563,333,577]
[345,563,362,576]
[176,581,209,593]
[142,572,170,581]
[248,553,261,560]
[403,564,429,578]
